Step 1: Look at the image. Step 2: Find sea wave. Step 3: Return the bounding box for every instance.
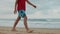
[0,18,60,22]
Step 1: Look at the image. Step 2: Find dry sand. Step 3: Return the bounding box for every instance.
[0,26,60,34]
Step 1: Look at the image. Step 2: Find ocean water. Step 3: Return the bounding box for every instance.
[0,19,60,28]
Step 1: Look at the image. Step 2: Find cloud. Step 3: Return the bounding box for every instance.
[0,0,60,19]
[0,14,17,19]
[0,0,14,14]
[27,7,60,19]
[27,11,45,19]
[47,8,60,17]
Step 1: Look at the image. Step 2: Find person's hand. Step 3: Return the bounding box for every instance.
[14,9,17,14]
[33,5,36,8]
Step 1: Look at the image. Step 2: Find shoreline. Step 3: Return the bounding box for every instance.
[0,26,60,34]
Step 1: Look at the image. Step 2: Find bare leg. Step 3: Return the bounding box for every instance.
[24,16,33,33]
[12,16,21,31]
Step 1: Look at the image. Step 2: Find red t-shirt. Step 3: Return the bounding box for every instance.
[17,0,26,11]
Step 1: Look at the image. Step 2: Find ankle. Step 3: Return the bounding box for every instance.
[26,29,29,31]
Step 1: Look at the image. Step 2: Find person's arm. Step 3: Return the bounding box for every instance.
[26,0,36,8]
[14,0,18,14]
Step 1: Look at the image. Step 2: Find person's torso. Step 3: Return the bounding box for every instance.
[17,0,26,11]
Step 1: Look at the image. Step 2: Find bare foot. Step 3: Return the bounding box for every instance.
[11,29,17,31]
[26,30,33,33]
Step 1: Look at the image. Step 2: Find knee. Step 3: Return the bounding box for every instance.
[18,16,21,19]
[24,16,27,19]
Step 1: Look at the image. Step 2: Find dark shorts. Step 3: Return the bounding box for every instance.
[18,10,26,18]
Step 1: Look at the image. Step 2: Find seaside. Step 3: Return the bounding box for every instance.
[0,26,60,34]
[0,0,60,34]
[0,19,60,34]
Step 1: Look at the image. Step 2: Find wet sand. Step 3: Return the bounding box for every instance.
[0,26,60,34]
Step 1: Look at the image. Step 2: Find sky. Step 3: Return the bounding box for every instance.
[0,0,60,19]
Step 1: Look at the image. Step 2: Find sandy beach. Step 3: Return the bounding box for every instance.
[0,26,60,34]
